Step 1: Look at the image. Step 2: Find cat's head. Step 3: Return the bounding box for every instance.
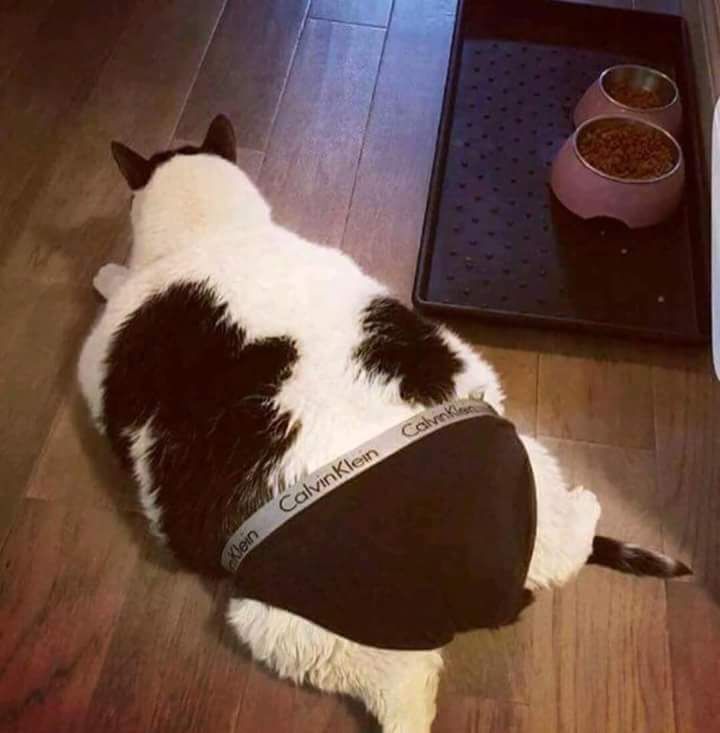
[111,114,237,190]
[111,115,271,268]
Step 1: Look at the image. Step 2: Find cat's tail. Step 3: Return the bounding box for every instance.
[587,535,692,578]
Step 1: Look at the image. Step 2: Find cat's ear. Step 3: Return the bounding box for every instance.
[202,114,236,163]
[111,142,152,190]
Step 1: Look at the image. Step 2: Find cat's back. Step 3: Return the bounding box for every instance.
[79,226,482,487]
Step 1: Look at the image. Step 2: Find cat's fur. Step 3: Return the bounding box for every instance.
[78,116,689,733]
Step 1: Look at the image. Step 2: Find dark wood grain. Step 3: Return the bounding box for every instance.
[235,149,266,182]
[0,0,138,215]
[233,663,372,733]
[84,549,247,733]
[176,0,310,151]
[652,352,720,733]
[653,352,720,580]
[260,18,385,246]
[529,438,676,733]
[340,0,457,298]
[442,616,531,702]
[0,0,227,283]
[24,386,135,513]
[666,583,720,733]
[537,340,656,449]
[310,0,393,26]
[1,0,719,730]
[0,501,140,733]
[0,276,92,545]
[0,0,55,85]
[434,696,529,732]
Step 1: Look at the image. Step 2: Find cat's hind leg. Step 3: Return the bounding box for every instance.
[522,435,601,590]
[93,263,130,300]
[227,598,442,733]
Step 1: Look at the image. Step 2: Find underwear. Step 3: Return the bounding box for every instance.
[225,398,537,651]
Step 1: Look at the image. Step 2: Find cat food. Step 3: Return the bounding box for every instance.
[577,119,677,180]
[605,80,665,109]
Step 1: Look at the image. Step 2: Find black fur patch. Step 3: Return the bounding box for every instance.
[146,144,204,171]
[142,145,205,181]
[102,281,299,576]
[354,297,463,405]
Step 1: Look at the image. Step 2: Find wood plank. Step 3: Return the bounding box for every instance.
[340,0,457,298]
[24,386,135,513]
[288,685,370,733]
[0,0,228,282]
[434,696,529,732]
[176,0,310,152]
[0,500,140,733]
[442,619,530,703]
[260,18,385,246]
[0,0,55,85]
[217,610,377,733]
[652,351,720,733]
[528,438,676,733]
[537,339,656,449]
[232,665,296,733]
[0,0,138,212]
[666,583,720,733]
[310,0,392,26]
[84,548,248,733]
[235,148,266,182]
[0,275,92,546]
[232,663,372,733]
[652,351,720,578]
[477,345,538,436]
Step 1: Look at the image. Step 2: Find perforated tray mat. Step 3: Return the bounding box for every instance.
[413,1,709,343]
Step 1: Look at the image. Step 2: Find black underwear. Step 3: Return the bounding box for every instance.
[234,412,537,650]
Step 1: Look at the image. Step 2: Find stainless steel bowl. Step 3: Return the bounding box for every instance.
[600,64,679,111]
[574,64,682,136]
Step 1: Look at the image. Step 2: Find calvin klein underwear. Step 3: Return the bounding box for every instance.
[225,397,537,651]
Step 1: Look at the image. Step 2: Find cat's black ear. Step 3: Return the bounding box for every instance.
[202,114,236,163]
[111,142,152,190]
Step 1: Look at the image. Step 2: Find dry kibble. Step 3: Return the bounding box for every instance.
[605,80,665,109]
[577,120,676,179]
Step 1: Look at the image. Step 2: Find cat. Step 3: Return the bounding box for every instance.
[78,115,690,733]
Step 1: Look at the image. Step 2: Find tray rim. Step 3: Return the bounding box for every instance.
[412,0,711,346]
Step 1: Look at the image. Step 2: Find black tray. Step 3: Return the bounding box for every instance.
[413,0,710,343]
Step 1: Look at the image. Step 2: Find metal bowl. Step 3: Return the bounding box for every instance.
[574,64,682,136]
[550,116,685,229]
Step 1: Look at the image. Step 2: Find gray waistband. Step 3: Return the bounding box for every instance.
[222,394,497,572]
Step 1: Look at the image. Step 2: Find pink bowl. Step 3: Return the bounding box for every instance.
[550,116,685,229]
[574,64,682,138]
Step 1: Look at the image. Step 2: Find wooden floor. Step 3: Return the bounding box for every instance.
[0,0,718,731]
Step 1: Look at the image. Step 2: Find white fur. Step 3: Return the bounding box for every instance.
[93,263,129,300]
[78,152,601,732]
[127,419,165,542]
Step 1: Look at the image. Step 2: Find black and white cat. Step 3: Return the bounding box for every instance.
[78,115,689,733]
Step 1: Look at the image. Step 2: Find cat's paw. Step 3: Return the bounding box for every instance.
[570,485,602,534]
[93,263,129,300]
